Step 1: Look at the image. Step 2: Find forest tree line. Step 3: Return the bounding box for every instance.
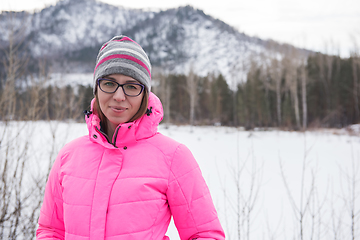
[0,51,360,130]
[152,51,360,129]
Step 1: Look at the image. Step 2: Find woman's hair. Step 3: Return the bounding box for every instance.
[93,87,149,134]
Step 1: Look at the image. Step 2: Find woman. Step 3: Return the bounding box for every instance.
[36,35,225,240]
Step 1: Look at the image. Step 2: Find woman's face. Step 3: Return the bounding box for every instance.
[97,74,144,130]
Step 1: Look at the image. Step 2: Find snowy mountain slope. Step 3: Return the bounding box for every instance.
[129,6,267,81]
[0,0,310,84]
[0,0,152,56]
[29,0,153,57]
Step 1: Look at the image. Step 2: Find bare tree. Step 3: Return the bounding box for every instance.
[0,11,60,240]
[264,41,285,127]
[299,60,308,130]
[278,137,326,240]
[24,58,51,120]
[187,65,198,127]
[328,178,346,240]
[230,59,246,126]
[350,35,360,120]
[339,148,360,240]
[152,68,171,126]
[0,11,29,121]
[317,44,334,118]
[0,11,29,239]
[265,58,283,126]
[282,47,301,129]
[352,57,359,120]
[226,140,263,240]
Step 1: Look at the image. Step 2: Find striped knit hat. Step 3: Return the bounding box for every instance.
[93,35,151,94]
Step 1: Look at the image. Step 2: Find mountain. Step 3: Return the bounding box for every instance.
[0,0,310,84]
[127,6,268,80]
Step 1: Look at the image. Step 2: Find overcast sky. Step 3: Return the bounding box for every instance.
[1,0,359,57]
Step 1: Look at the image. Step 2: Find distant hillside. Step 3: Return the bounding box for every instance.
[0,0,311,84]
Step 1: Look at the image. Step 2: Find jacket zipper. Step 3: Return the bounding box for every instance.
[95,126,118,148]
[95,125,122,148]
[112,126,121,148]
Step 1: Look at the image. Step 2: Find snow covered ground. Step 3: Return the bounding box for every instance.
[162,125,360,239]
[1,121,359,239]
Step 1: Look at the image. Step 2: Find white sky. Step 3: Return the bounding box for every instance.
[1,0,359,57]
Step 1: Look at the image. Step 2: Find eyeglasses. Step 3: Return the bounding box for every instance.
[97,78,145,97]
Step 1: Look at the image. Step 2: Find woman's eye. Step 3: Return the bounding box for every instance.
[103,81,115,87]
[125,84,138,90]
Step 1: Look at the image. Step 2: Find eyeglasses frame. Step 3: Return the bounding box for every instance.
[97,78,145,97]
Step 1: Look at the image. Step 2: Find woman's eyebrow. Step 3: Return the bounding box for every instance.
[103,77,116,81]
[125,80,139,83]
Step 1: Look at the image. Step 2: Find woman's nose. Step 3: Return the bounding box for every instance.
[113,86,126,101]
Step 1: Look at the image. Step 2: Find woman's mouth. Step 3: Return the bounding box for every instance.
[110,106,126,113]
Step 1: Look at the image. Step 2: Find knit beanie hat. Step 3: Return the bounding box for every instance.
[93,35,151,94]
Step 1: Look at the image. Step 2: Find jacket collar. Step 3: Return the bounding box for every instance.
[85,92,163,148]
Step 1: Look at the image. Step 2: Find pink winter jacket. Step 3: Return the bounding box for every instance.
[36,92,225,240]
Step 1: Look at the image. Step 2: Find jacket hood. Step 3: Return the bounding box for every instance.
[85,92,163,148]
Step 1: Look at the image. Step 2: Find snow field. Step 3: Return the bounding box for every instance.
[0,121,359,239]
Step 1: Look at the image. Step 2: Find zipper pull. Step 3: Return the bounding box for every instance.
[84,110,92,118]
[146,107,153,116]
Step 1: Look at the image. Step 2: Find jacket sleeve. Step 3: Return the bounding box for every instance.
[36,151,65,240]
[167,144,225,240]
